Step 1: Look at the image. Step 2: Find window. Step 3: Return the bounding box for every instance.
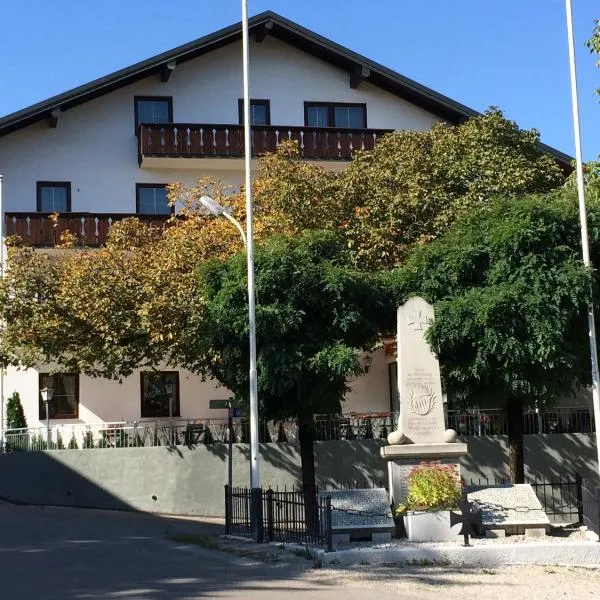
[36,181,71,212]
[38,373,79,419]
[136,184,172,215]
[304,102,367,128]
[238,99,271,126]
[134,96,173,132]
[140,371,180,418]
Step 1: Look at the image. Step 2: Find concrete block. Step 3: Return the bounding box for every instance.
[371,532,391,544]
[525,527,546,539]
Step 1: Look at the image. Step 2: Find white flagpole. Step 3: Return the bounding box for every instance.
[242,0,261,536]
[565,0,600,479]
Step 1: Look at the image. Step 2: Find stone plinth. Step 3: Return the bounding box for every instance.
[381,443,469,504]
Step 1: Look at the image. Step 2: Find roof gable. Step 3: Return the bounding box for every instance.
[0,11,572,167]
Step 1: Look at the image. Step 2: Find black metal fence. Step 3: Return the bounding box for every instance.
[224,485,333,551]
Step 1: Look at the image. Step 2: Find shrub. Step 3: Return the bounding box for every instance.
[68,433,78,449]
[395,461,461,515]
[56,431,65,450]
[6,392,27,430]
[83,430,94,449]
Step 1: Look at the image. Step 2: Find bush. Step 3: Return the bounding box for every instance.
[395,461,461,515]
[83,430,94,449]
[6,392,27,430]
[68,433,78,449]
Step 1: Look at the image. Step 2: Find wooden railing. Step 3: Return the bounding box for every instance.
[5,212,170,247]
[138,123,392,162]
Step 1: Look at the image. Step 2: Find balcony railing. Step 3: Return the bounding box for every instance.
[138,123,392,163]
[5,212,170,247]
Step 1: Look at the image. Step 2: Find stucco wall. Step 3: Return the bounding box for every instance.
[0,434,595,517]
[7,348,393,428]
[0,36,439,213]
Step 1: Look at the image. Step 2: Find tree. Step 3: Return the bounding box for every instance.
[394,192,596,482]
[257,109,566,270]
[190,230,390,525]
[6,392,27,430]
[587,19,600,95]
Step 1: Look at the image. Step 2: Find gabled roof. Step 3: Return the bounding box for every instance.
[0,11,572,167]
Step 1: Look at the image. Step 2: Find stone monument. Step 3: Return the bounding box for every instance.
[381,297,468,503]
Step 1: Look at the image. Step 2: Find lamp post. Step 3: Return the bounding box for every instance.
[198,194,261,539]
[165,380,175,446]
[564,0,600,479]
[40,386,54,449]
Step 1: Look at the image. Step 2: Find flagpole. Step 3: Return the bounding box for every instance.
[565,0,600,479]
[242,0,262,539]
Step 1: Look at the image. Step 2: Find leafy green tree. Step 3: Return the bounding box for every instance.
[587,19,600,95]
[190,231,389,523]
[6,391,27,430]
[395,192,595,482]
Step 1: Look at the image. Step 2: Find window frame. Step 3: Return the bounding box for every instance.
[135,183,174,215]
[140,371,180,419]
[134,95,174,134]
[36,181,72,213]
[38,373,79,420]
[303,102,367,129]
[238,98,271,126]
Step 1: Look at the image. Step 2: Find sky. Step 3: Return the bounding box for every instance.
[0,0,598,160]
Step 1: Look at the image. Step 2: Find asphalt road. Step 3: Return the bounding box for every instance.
[0,501,381,600]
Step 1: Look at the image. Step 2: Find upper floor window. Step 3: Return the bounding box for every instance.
[134,96,173,132]
[304,102,367,129]
[36,181,71,212]
[38,373,79,420]
[238,99,271,126]
[140,371,180,418]
[136,184,172,215]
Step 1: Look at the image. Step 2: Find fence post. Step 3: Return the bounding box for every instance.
[266,489,274,542]
[575,473,584,524]
[224,485,231,535]
[251,487,264,543]
[325,496,333,553]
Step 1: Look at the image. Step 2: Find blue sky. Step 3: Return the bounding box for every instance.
[0,0,598,160]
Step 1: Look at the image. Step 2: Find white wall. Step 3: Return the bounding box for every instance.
[6,349,393,428]
[0,36,438,214]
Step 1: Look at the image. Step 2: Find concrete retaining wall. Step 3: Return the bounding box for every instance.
[0,434,596,517]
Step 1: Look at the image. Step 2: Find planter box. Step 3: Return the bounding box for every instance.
[403,510,461,542]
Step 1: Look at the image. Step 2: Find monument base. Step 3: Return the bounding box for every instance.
[380,443,469,504]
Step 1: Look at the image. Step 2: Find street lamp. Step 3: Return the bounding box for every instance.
[40,386,54,449]
[199,194,261,537]
[165,380,175,446]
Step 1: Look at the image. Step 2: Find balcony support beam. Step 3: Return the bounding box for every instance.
[350,66,371,89]
[49,108,60,128]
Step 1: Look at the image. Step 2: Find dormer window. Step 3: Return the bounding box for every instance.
[134,96,173,132]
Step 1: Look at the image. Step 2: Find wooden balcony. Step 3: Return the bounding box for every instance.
[138,123,391,169]
[5,213,170,248]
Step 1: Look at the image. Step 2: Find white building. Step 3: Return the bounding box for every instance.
[0,12,571,438]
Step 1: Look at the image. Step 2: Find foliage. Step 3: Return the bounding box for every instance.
[82,430,94,449]
[394,191,594,408]
[56,431,65,450]
[394,462,461,514]
[191,230,389,420]
[68,433,78,449]
[5,391,27,430]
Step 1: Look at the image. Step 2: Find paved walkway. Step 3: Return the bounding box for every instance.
[1,501,599,599]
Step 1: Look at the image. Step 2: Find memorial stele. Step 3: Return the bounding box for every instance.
[380,296,468,503]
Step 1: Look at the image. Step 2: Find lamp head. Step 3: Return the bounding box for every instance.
[199,195,226,216]
[40,386,54,403]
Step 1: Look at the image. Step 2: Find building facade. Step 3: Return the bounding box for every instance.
[0,12,570,435]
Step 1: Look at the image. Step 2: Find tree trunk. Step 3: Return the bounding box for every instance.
[298,411,318,532]
[507,396,525,484]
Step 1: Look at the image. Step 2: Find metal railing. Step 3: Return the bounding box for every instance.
[4,407,597,452]
[225,485,333,550]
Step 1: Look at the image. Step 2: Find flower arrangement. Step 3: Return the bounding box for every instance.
[394,461,461,515]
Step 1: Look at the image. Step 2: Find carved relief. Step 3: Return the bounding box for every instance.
[408,385,436,416]
[407,310,431,331]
